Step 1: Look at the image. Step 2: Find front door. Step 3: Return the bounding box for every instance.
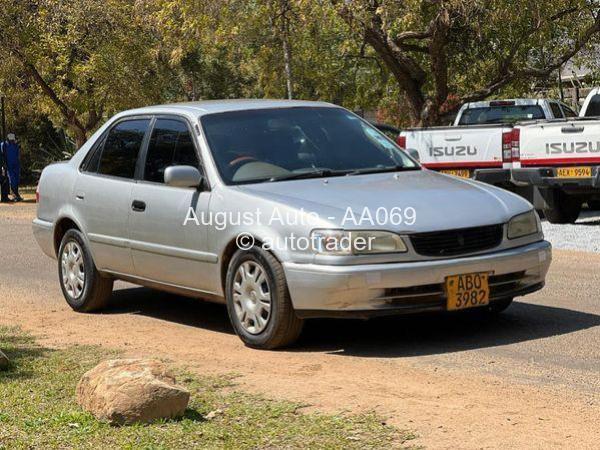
[128,117,215,292]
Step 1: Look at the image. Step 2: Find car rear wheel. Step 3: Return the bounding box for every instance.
[58,229,113,312]
[543,190,581,224]
[225,246,304,349]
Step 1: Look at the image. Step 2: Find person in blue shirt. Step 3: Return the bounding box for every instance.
[2,133,22,202]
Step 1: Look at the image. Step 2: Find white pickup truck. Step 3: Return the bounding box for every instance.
[398,99,578,191]
[511,116,600,223]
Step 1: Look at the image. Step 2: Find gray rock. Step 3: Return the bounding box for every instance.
[76,359,190,425]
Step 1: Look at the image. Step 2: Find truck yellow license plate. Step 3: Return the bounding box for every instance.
[556,166,592,178]
[440,169,470,178]
[445,272,490,311]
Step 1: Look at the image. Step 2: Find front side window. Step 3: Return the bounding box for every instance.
[98,119,150,179]
[549,102,564,119]
[458,105,546,124]
[143,119,200,183]
[584,95,600,117]
[201,107,418,185]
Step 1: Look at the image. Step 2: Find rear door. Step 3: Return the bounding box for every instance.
[128,116,215,292]
[74,117,151,274]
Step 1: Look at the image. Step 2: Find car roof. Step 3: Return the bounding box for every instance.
[118,99,337,118]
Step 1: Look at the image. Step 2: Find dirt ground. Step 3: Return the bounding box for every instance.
[1,201,599,449]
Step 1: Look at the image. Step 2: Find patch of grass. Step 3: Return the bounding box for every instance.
[0,327,416,449]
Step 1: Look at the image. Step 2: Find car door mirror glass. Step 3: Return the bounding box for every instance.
[164,165,203,188]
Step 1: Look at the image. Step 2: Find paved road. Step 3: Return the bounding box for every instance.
[1,202,599,448]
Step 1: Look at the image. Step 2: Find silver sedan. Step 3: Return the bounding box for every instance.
[33,100,551,349]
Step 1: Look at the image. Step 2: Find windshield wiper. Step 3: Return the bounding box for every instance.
[345,165,420,176]
[268,169,341,182]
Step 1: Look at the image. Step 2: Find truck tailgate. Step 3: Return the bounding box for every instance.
[518,119,600,166]
[402,124,509,170]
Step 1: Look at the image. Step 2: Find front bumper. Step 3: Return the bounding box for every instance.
[473,168,511,185]
[512,166,600,189]
[284,240,551,318]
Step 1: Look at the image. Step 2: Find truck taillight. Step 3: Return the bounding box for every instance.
[502,129,521,163]
[511,128,520,162]
[502,131,513,162]
[36,184,39,203]
[397,135,406,148]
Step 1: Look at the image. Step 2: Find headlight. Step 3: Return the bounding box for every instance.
[311,229,407,255]
[507,210,539,239]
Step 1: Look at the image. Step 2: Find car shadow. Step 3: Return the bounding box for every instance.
[101,287,599,358]
[297,302,600,357]
[103,286,235,335]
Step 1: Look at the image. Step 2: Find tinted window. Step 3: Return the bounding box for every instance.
[98,119,150,178]
[561,104,577,118]
[549,102,564,118]
[81,135,106,173]
[584,95,600,117]
[201,107,418,185]
[459,105,545,124]
[143,119,199,183]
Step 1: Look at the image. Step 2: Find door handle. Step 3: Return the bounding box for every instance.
[131,200,146,212]
[561,126,584,133]
[75,192,85,200]
[444,135,462,141]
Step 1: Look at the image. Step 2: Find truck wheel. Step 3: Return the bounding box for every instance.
[225,246,304,350]
[543,191,581,224]
[587,200,600,210]
[58,229,114,312]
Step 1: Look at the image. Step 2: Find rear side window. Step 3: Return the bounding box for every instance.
[143,119,200,183]
[81,135,106,173]
[584,95,600,117]
[98,119,150,178]
[458,105,545,124]
[549,102,564,118]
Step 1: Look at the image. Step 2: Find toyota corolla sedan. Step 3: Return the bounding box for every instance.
[33,100,551,349]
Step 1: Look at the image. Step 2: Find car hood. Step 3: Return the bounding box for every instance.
[236,170,532,233]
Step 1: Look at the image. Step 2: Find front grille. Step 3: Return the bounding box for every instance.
[410,224,503,257]
[380,271,528,306]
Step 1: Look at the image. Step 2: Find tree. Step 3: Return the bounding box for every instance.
[0,0,168,147]
[332,0,600,125]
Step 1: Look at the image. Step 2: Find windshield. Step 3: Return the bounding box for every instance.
[201,107,419,185]
[458,105,545,125]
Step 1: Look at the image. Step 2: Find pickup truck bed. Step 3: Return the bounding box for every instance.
[399,123,513,186]
[511,117,600,223]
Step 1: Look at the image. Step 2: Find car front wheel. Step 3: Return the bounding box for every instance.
[58,229,113,312]
[225,247,304,349]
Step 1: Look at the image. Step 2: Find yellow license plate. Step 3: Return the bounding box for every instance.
[556,166,592,178]
[445,272,490,311]
[440,169,470,178]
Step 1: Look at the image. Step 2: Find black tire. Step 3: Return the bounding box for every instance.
[543,191,581,224]
[58,229,113,312]
[225,246,304,349]
[587,200,600,211]
[488,298,513,314]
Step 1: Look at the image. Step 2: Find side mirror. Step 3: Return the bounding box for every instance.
[164,165,203,188]
[407,148,420,162]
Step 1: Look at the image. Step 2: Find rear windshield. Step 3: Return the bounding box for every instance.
[458,105,545,125]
